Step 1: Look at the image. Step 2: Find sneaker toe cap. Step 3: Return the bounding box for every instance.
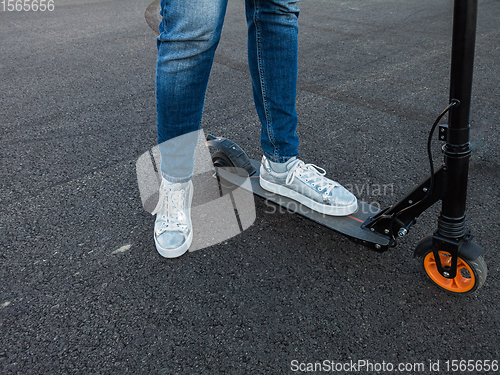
[156,231,187,251]
[330,186,357,206]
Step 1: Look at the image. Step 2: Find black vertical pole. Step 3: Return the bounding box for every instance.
[438,0,477,238]
[431,0,478,278]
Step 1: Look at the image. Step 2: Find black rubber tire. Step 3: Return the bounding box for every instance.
[212,150,236,170]
[421,248,487,295]
[212,150,240,192]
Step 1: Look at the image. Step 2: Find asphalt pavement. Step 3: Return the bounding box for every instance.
[1,0,499,374]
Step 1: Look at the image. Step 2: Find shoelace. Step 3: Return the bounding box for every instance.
[286,161,340,197]
[152,186,188,234]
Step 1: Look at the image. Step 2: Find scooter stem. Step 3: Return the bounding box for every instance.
[438,0,477,238]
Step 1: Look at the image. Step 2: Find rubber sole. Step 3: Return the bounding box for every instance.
[259,177,358,216]
[155,229,193,258]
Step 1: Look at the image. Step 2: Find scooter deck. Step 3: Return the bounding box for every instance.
[217,159,390,247]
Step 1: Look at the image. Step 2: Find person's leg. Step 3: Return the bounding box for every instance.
[154,0,228,258]
[156,0,229,182]
[246,0,358,216]
[245,0,300,163]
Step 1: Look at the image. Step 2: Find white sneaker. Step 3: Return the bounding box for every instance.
[151,177,193,258]
[259,155,358,216]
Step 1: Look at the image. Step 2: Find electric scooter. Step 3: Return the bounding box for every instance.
[206,0,487,295]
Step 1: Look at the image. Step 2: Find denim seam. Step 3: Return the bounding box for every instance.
[264,152,294,163]
[161,171,193,184]
[252,0,280,161]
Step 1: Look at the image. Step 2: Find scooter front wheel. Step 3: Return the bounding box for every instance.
[422,250,487,295]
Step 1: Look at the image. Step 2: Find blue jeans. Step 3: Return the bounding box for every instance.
[156,0,300,182]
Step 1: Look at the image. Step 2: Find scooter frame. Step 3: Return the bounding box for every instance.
[207,0,487,293]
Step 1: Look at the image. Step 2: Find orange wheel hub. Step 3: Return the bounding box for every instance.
[423,251,475,293]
